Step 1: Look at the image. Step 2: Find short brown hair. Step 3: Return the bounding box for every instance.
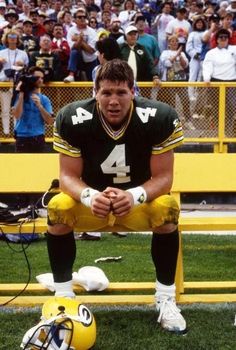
[95,59,134,91]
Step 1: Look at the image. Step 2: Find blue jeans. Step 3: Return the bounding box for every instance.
[67,49,97,81]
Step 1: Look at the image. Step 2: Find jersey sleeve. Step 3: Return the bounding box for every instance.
[151,103,184,154]
[53,104,81,157]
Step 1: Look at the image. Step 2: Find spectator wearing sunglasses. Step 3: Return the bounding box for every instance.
[88,16,98,31]
[0,29,29,136]
[203,29,236,83]
[210,12,236,48]
[64,8,97,82]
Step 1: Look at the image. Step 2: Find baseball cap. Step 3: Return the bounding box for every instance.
[23,19,33,25]
[43,17,55,24]
[0,2,6,8]
[4,8,19,20]
[30,8,38,14]
[125,24,138,35]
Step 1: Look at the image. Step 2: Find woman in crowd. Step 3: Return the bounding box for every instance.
[0,29,29,135]
[202,28,236,136]
[158,35,193,129]
[186,16,206,101]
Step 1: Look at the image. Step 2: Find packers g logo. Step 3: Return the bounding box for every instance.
[78,304,93,327]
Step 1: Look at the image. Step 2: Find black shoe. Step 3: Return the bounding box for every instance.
[74,232,101,241]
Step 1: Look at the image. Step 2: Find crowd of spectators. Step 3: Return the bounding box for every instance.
[0,0,236,135]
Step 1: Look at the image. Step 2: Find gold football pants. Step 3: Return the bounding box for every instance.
[48,193,179,232]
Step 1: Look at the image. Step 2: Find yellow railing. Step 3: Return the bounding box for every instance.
[1,81,236,153]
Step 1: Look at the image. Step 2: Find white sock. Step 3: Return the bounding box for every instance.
[54,280,75,298]
[155,280,176,300]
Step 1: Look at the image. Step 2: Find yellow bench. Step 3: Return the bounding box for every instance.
[0,153,236,306]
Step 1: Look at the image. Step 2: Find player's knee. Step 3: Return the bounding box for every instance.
[48,193,78,227]
[48,193,77,213]
[150,194,180,228]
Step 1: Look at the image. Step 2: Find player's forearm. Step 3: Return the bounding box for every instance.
[142,175,173,202]
[59,173,89,202]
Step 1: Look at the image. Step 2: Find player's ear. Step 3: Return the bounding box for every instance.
[130,87,135,99]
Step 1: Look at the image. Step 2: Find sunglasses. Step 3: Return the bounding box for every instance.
[90,20,96,24]
[8,34,18,38]
[218,35,229,39]
[76,15,86,19]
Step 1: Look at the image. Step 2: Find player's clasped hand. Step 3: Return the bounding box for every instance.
[90,187,133,218]
[103,187,134,217]
[90,192,111,218]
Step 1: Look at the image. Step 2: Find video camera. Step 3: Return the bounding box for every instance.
[11,70,40,106]
[19,73,39,95]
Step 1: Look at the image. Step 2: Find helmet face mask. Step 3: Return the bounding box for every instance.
[21,298,96,350]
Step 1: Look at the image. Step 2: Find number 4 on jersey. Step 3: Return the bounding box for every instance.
[136,107,157,123]
[101,144,131,184]
[71,107,93,125]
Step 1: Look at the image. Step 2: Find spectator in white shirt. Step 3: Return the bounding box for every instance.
[64,8,97,82]
[203,28,236,135]
[152,2,174,53]
[0,29,29,135]
[165,7,191,53]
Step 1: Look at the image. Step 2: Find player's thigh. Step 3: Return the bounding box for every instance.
[117,194,180,231]
[47,192,109,230]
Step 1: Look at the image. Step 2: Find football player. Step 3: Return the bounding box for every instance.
[47,59,186,334]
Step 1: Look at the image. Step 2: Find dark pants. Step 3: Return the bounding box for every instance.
[15,134,45,153]
[67,49,97,81]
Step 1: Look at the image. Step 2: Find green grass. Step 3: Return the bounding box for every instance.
[1,305,236,350]
[0,233,236,283]
[0,233,236,349]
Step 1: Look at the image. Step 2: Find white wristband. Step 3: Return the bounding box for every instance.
[126,186,147,206]
[80,187,99,207]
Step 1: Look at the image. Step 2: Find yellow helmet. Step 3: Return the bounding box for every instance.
[21,297,96,350]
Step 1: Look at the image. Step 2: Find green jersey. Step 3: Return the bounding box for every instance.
[54,96,183,191]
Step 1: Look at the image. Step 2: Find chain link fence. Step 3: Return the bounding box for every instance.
[0,82,236,152]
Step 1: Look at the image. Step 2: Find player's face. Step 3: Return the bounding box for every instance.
[96,80,134,127]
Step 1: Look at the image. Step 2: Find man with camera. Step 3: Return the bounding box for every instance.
[12,66,54,153]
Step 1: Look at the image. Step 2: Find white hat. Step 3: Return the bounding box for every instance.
[125,25,138,35]
[72,266,109,291]
[0,2,6,7]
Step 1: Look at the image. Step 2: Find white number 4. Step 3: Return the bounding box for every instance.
[71,107,93,125]
[101,144,130,184]
[136,107,157,123]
